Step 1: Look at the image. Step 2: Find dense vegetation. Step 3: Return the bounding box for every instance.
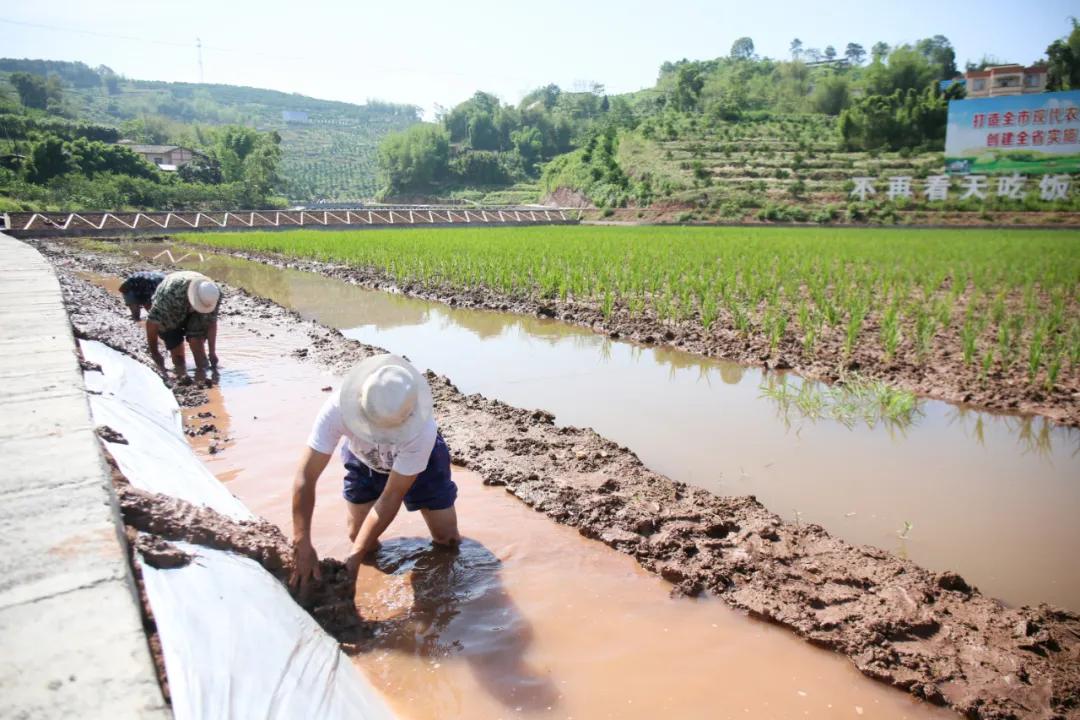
[0,103,284,211]
[376,86,610,198]
[377,22,1080,220]
[0,59,418,206]
[184,226,1080,393]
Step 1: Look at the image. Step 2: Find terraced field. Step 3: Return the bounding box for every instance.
[607,116,1080,224]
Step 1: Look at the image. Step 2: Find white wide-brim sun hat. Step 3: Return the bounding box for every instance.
[187,275,221,314]
[339,354,434,445]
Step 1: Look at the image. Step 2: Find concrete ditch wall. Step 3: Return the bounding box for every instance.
[0,233,170,718]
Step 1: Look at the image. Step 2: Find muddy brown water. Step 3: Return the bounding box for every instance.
[175,312,951,720]
[128,245,1080,611]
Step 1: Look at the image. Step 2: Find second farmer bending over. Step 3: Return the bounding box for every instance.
[145,270,221,371]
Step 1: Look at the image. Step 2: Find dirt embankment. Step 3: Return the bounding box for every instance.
[179,245,1080,429]
[49,247,1080,719]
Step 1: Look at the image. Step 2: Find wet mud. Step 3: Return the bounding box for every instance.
[48,245,1080,719]
[197,246,1080,428]
[116,479,367,638]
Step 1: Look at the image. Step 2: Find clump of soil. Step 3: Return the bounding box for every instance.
[53,246,1080,719]
[116,479,368,640]
[96,425,129,445]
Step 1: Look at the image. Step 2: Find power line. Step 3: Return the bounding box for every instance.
[0,17,302,61]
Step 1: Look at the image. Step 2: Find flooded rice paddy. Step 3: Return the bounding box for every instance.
[177,309,950,719]
[132,245,1080,611]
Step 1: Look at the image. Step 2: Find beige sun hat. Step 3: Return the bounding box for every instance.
[339,354,433,445]
[187,275,220,314]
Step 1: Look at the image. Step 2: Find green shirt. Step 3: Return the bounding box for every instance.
[147,271,220,336]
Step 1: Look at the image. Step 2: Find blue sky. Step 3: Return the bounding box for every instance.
[1,0,1075,116]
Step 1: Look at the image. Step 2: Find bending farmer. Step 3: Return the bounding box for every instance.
[290,354,460,594]
[145,270,221,371]
[118,270,165,321]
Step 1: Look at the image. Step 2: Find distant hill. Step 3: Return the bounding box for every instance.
[0,59,419,201]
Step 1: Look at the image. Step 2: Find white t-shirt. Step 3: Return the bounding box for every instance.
[306,393,437,475]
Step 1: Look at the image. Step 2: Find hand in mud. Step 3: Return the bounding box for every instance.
[345,551,363,581]
[289,540,322,595]
[209,353,219,369]
[344,552,363,606]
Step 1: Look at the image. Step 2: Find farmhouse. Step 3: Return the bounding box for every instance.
[962,64,1048,98]
[115,140,201,171]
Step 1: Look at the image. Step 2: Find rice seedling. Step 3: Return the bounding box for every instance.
[1027,321,1047,384]
[1046,350,1064,392]
[880,303,902,362]
[960,317,979,366]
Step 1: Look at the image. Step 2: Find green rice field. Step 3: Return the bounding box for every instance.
[181,226,1080,390]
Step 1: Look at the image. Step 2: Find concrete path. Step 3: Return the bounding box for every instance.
[0,234,169,718]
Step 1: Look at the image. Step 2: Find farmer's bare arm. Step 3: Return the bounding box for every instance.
[289,448,332,589]
[347,471,417,569]
[207,319,218,367]
[145,321,164,367]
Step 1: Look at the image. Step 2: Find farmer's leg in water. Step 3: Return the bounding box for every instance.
[188,336,209,369]
[346,500,376,542]
[421,506,461,546]
[145,320,186,371]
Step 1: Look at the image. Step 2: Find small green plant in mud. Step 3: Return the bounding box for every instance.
[897,520,914,539]
[78,239,126,254]
[759,375,921,429]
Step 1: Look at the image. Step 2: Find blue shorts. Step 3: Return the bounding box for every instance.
[343,434,457,511]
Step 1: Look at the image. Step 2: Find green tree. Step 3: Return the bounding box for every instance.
[871,42,890,63]
[9,72,49,110]
[377,123,449,193]
[672,64,705,111]
[66,138,156,179]
[844,43,866,65]
[824,46,837,62]
[790,38,803,61]
[730,37,755,60]
[811,73,851,115]
[27,137,71,182]
[467,112,500,150]
[866,45,937,95]
[839,87,947,151]
[511,126,543,169]
[1046,19,1080,90]
[915,35,958,78]
[103,73,121,95]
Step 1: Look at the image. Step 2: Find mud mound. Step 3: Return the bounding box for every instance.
[117,480,368,640]
[52,247,1080,719]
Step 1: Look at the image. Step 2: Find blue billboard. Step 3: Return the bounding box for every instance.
[944,90,1080,174]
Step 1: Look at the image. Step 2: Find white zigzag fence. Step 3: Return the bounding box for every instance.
[2,206,578,237]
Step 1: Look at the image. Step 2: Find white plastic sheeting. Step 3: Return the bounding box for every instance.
[81,340,250,519]
[80,340,395,720]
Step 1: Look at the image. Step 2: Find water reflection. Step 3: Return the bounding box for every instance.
[944,406,1074,459]
[354,537,558,712]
